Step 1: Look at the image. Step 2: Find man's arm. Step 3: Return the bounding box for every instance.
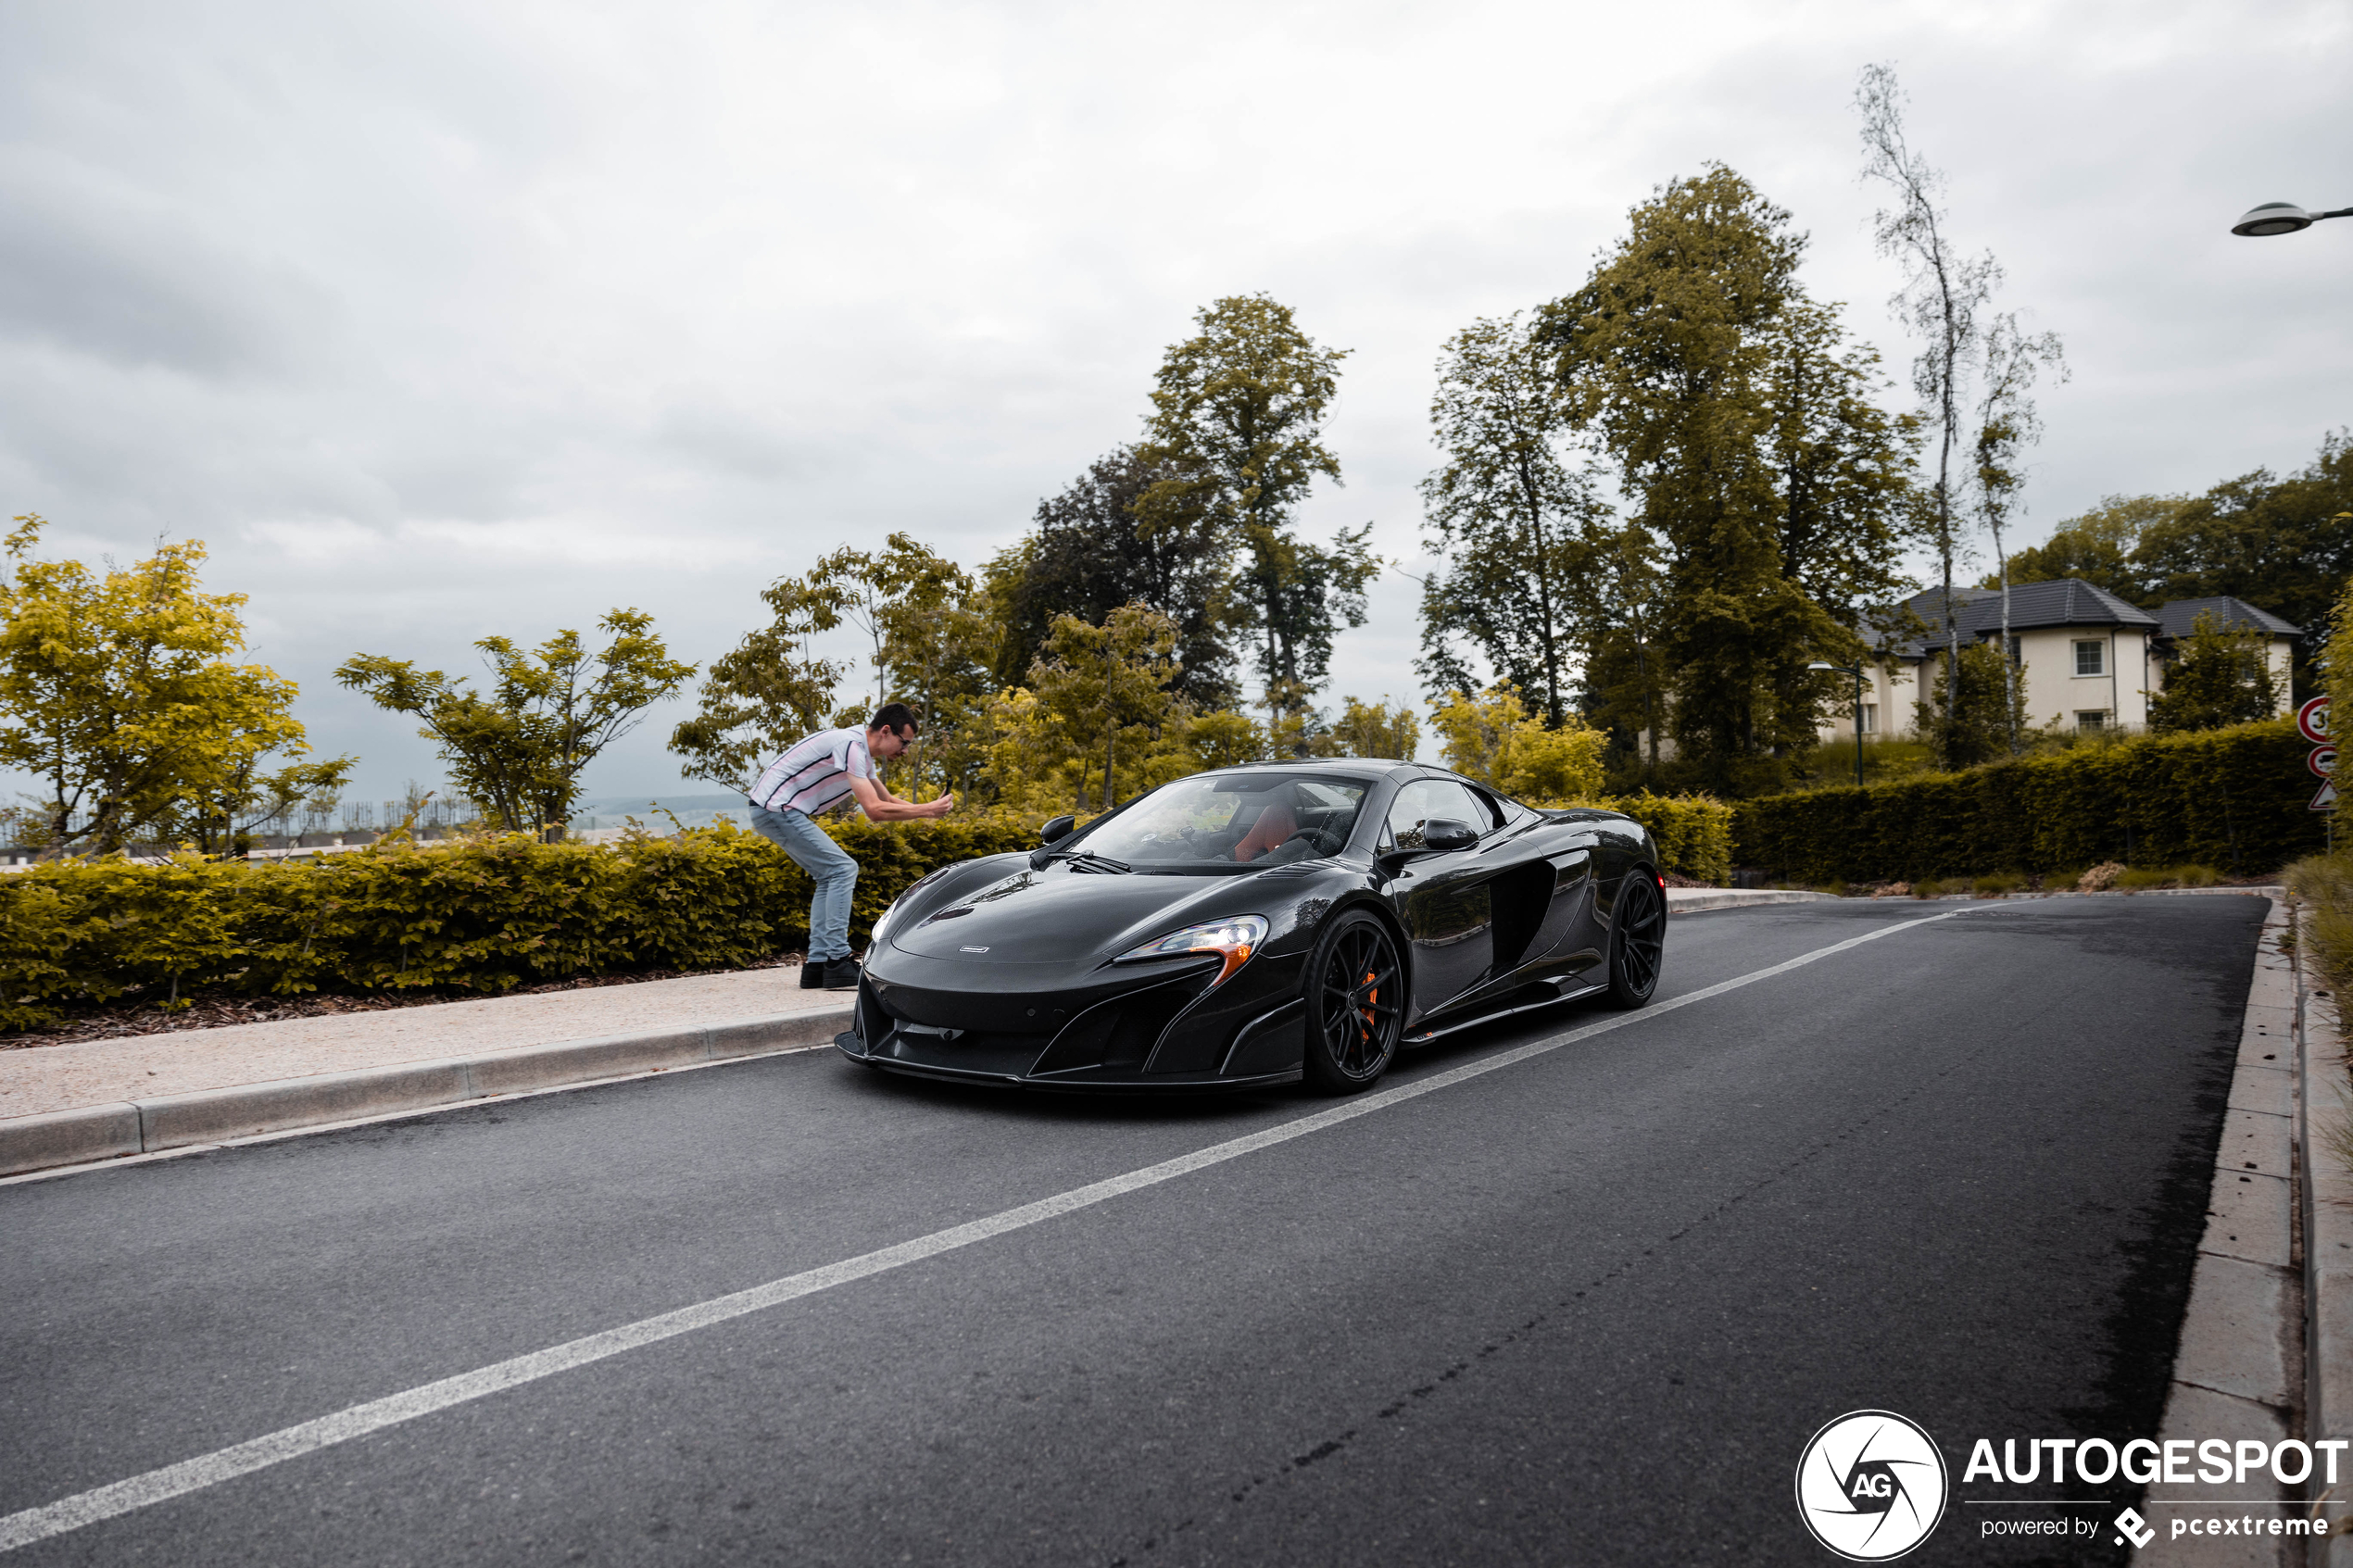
[849,773,955,822]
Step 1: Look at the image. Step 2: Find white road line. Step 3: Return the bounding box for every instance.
[0,904,1982,1554]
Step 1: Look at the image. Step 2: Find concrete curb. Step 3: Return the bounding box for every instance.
[0,1003,853,1179]
[2300,915,2353,1562]
[2139,897,2304,1565]
[1666,889,1834,913]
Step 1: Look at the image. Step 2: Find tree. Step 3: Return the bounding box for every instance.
[1428,685,1606,801]
[338,610,693,839]
[1329,696,1418,761]
[1993,495,2180,598]
[1857,62,2000,754]
[2133,433,2353,637]
[170,749,354,859]
[1912,640,2026,769]
[1969,310,2069,753]
[670,573,849,793]
[1027,603,1184,812]
[985,446,1233,708]
[871,548,996,798]
[1136,294,1374,730]
[1542,166,1892,792]
[793,533,998,793]
[1572,521,1672,773]
[1762,296,1923,758]
[0,516,349,857]
[2147,610,2283,734]
[1417,313,1604,729]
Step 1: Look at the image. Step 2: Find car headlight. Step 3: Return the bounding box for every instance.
[1119,915,1269,985]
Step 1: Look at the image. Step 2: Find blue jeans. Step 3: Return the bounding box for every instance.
[751,806,859,963]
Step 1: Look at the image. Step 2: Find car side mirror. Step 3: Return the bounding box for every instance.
[1038,814,1076,847]
[1422,818,1479,852]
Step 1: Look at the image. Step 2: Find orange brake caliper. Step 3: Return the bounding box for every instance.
[1359,970,1378,1037]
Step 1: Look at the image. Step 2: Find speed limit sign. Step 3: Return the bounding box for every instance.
[2301,696,2332,745]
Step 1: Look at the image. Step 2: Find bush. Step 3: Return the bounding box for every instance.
[0,813,1044,1033]
[1733,718,2317,884]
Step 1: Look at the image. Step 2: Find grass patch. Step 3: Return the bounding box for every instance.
[2289,855,2353,1000]
[1972,872,2025,897]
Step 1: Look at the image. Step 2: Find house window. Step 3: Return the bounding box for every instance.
[2007,635,2021,665]
[2076,709,2109,731]
[1859,703,1878,735]
[2073,639,2106,676]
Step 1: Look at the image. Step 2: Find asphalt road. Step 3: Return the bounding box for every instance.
[0,895,2265,1566]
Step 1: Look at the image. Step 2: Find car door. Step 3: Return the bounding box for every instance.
[1384,776,1499,1017]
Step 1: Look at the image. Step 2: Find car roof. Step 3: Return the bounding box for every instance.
[1214,758,1419,782]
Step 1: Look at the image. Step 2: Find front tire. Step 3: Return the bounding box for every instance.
[1302,910,1404,1094]
[1605,870,1666,1009]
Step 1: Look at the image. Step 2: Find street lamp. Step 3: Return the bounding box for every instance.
[2232,201,2352,237]
[1810,661,1866,788]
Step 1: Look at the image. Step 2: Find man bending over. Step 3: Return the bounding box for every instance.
[749,702,956,989]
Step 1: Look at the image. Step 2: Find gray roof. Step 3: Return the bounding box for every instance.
[1880,580,2158,658]
[2154,596,2302,640]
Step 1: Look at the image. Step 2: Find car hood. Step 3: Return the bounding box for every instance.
[888,866,1265,964]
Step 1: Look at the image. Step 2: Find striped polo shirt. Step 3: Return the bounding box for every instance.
[751,727,878,816]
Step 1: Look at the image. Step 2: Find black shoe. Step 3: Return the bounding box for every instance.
[822,957,862,990]
[799,960,827,990]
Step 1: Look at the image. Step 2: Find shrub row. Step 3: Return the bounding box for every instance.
[0,789,1737,1033]
[0,816,1039,1033]
[1731,718,2322,884]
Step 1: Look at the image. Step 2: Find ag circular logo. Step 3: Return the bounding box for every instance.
[1794,1410,1948,1561]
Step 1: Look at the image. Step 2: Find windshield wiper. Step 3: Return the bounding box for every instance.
[1054,850,1132,874]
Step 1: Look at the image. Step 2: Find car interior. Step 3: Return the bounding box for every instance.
[1093,778,1367,867]
[1190,783,1362,863]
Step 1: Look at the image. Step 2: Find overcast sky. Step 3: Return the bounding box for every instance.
[1,0,2345,808]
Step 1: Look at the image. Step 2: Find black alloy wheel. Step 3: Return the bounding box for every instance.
[1303,910,1404,1094]
[1604,869,1666,1009]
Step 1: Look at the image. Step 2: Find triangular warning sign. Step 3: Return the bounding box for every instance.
[2314,781,2338,812]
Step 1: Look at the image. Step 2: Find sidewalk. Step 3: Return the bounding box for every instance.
[0,966,849,1122]
[0,968,856,1179]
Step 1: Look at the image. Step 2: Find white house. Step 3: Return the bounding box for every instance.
[1815,584,2299,747]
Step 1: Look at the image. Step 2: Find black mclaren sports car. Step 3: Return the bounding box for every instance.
[839,759,1667,1094]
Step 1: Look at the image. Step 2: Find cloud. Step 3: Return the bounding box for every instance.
[0,0,2344,800]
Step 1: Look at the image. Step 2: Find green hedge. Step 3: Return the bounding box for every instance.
[0,816,1039,1033]
[1732,718,2322,884]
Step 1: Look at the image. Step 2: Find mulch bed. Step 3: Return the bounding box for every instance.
[1,954,808,1052]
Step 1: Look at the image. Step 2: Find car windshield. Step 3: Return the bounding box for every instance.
[1064,773,1372,872]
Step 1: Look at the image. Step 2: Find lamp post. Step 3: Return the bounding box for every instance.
[2232,202,2352,237]
[1810,661,1866,787]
